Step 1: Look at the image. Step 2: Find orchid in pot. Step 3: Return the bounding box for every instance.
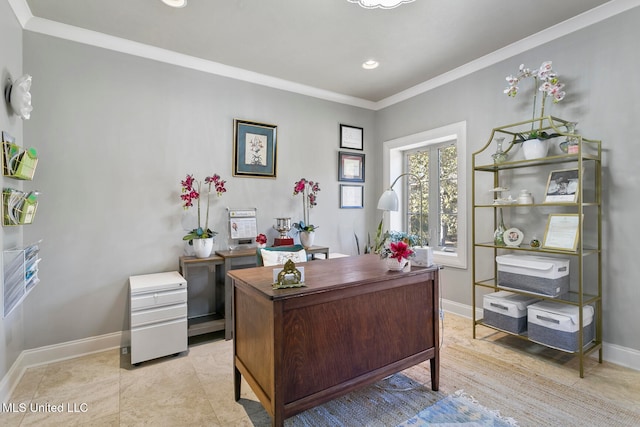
[180,173,227,257]
[504,61,567,159]
[293,178,320,247]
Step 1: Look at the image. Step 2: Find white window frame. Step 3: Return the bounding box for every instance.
[381,121,467,269]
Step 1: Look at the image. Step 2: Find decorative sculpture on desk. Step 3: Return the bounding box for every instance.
[273,259,306,289]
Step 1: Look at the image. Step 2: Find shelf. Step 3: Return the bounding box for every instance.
[188,314,225,337]
[475,319,603,356]
[474,280,601,305]
[473,242,599,256]
[472,117,602,377]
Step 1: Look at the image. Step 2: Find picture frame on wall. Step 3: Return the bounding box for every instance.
[339,124,363,150]
[338,151,365,182]
[544,168,579,203]
[233,119,277,178]
[340,184,364,209]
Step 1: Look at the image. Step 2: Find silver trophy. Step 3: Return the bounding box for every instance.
[273,217,291,239]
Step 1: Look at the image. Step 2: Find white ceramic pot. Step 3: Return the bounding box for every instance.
[299,231,315,248]
[192,237,214,258]
[522,138,549,160]
[386,257,408,271]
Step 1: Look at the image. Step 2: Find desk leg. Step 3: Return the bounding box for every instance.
[234,366,241,401]
[430,356,439,391]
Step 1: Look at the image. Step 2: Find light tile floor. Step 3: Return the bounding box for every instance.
[4,313,640,426]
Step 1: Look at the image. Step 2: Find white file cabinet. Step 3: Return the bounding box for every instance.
[129,271,187,365]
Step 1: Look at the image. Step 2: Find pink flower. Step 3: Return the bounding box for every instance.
[256,233,267,244]
[389,241,414,261]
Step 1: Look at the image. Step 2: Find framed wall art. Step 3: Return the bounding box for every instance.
[338,151,365,182]
[339,124,363,150]
[340,184,364,209]
[544,168,579,203]
[233,119,277,178]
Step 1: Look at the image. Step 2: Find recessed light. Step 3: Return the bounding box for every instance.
[162,0,187,8]
[362,60,379,70]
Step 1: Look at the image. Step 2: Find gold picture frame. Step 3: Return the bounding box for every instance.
[542,213,580,251]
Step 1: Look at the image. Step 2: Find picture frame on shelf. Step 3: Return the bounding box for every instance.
[544,168,579,203]
[338,151,365,182]
[542,213,580,251]
[339,124,363,150]
[233,119,277,178]
[340,184,364,209]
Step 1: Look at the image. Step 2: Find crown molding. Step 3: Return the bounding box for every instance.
[8,0,640,111]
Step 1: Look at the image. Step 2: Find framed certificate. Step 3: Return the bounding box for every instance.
[542,214,580,251]
[339,124,363,150]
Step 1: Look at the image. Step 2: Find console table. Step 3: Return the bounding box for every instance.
[229,254,440,426]
[217,245,329,339]
[178,255,225,338]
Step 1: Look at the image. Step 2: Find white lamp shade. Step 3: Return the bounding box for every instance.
[377,189,399,211]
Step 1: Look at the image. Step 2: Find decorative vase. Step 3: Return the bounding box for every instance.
[386,257,408,271]
[493,208,506,246]
[491,137,508,164]
[192,237,214,258]
[559,121,579,154]
[299,231,315,248]
[522,138,549,160]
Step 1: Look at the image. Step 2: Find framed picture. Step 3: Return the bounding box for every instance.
[340,184,364,209]
[338,151,365,182]
[233,119,277,178]
[542,214,580,251]
[544,168,579,203]
[340,124,363,150]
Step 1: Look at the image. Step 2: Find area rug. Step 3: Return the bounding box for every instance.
[285,374,515,427]
[396,390,518,426]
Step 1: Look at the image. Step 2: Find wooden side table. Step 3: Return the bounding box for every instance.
[178,255,225,338]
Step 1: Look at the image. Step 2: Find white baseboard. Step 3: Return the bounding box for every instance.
[441,298,640,372]
[1,331,122,403]
[2,299,639,403]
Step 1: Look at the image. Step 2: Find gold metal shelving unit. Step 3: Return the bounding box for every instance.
[471,116,602,378]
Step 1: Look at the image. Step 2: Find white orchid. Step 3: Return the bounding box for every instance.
[504,61,567,120]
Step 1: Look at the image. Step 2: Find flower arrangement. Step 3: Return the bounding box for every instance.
[504,61,567,140]
[379,231,418,261]
[381,241,415,264]
[293,178,320,231]
[180,173,226,240]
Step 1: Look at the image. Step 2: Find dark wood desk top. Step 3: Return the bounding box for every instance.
[228,253,437,300]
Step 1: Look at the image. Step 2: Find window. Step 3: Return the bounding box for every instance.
[382,121,467,269]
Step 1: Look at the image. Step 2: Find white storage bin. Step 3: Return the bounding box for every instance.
[483,291,540,334]
[527,301,594,352]
[496,254,570,297]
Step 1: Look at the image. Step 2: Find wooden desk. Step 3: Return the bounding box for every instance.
[216,245,330,340]
[178,255,225,338]
[229,254,439,426]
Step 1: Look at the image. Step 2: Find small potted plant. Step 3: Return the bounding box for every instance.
[380,231,417,271]
[293,178,320,247]
[256,233,267,248]
[180,173,227,258]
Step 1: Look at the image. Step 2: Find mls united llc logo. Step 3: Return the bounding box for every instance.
[2,402,88,413]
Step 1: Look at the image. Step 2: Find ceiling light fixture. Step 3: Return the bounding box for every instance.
[362,60,379,70]
[161,0,187,8]
[348,0,415,9]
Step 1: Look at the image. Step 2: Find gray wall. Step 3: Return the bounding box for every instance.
[0,0,25,380]
[1,2,638,377]
[20,34,378,350]
[377,7,640,351]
